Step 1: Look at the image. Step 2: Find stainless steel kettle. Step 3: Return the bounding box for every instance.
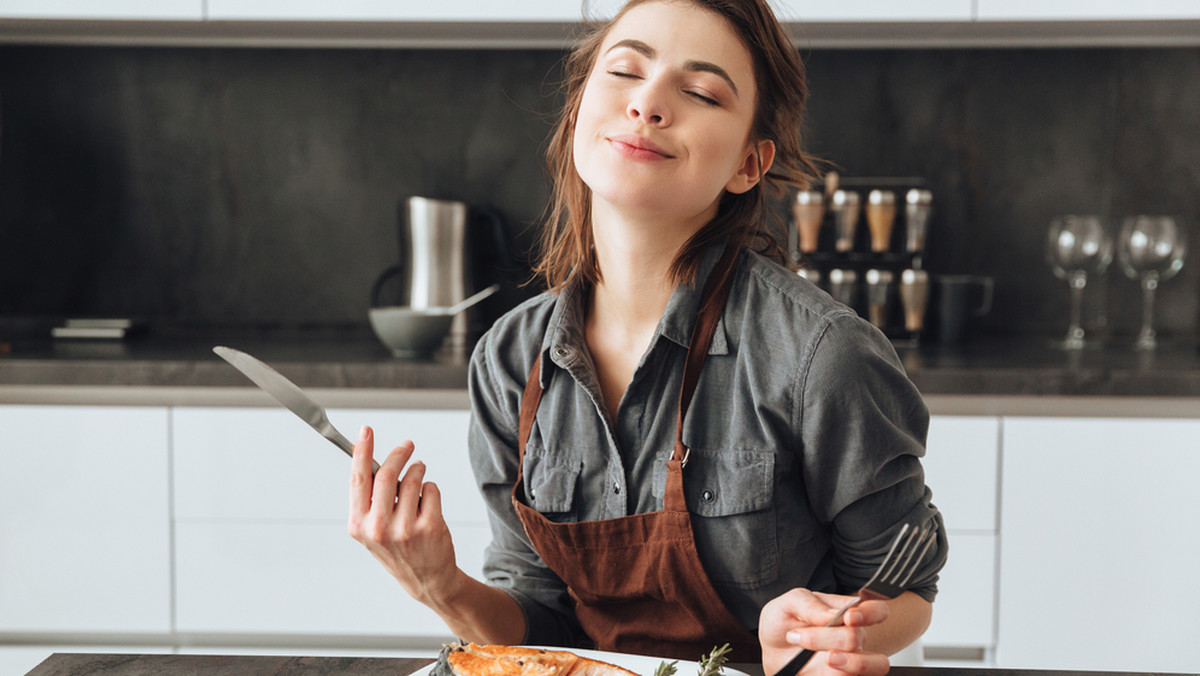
[371,196,513,350]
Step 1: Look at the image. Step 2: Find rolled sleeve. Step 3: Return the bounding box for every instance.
[797,312,948,602]
[467,331,586,647]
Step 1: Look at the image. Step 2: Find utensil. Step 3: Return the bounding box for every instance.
[212,345,378,471]
[436,284,499,316]
[1117,215,1187,350]
[828,269,858,308]
[1046,215,1111,350]
[865,190,896,253]
[899,269,929,334]
[771,523,935,676]
[830,190,861,253]
[904,189,933,257]
[865,269,894,329]
[793,190,825,254]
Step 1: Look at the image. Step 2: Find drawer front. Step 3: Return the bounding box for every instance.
[0,406,172,633]
[923,416,1000,532]
[172,408,483,523]
[174,520,490,635]
[921,532,996,649]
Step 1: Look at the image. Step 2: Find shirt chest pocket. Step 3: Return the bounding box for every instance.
[684,448,779,588]
[523,452,581,521]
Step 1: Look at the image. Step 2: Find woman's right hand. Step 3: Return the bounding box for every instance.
[347,425,460,607]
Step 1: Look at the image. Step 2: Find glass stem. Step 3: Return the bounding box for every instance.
[1067,272,1086,346]
[1138,274,1159,348]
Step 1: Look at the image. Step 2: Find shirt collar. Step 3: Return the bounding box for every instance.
[539,241,732,386]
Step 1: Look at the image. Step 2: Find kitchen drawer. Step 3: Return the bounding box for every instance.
[174,520,490,636]
[0,405,172,634]
[920,532,996,650]
[172,407,484,523]
[922,416,1000,532]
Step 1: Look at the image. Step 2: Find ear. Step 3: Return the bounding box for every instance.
[725,139,776,195]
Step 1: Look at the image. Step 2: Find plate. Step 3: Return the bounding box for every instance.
[409,646,752,676]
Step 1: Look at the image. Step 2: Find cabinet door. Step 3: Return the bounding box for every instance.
[775,0,972,22]
[977,0,1200,20]
[919,416,1000,653]
[172,407,483,523]
[923,416,999,532]
[172,406,490,636]
[997,417,1200,672]
[204,0,619,21]
[174,520,490,635]
[0,406,171,633]
[0,0,201,19]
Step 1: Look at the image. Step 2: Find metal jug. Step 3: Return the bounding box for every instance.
[371,196,512,350]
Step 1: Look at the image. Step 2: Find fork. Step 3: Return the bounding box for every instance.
[770,523,936,676]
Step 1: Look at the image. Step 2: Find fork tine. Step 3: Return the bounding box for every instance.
[896,528,937,588]
[879,524,922,583]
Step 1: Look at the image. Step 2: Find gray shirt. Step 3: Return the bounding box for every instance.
[467,243,948,647]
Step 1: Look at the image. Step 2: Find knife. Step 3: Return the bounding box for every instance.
[213,345,380,472]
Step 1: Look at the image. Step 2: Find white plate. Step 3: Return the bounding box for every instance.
[410,646,752,676]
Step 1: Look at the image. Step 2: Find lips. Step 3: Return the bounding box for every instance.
[607,133,675,160]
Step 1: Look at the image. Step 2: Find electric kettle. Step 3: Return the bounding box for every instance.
[371,196,515,350]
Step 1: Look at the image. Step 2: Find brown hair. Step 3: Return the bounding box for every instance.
[533,0,819,292]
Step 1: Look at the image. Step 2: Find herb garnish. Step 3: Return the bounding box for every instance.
[697,644,731,676]
[653,660,679,676]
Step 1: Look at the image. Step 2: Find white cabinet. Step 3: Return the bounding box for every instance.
[0,0,201,19]
[777,0,972,22]
[977,0,1200,20]
[204,0,620,21]
[996,417,1200,673]
[171,407,488,638]
[0,406,172,634]
[919,416,1000,657]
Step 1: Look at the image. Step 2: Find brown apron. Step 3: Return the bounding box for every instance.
[510,243,761,662]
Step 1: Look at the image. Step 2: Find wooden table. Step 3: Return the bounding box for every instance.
[24,653,1194,676]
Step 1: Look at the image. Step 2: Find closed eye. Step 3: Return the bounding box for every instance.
[687,90,720,106]
[607,70,641,79]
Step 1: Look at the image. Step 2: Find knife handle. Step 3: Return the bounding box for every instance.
[330,429,381,473]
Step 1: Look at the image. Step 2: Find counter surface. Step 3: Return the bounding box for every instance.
[23,653,1192,676]
[3,329,1200,407]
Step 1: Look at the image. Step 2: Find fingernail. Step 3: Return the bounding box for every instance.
[359,426,369,441]
[827,652,847,668]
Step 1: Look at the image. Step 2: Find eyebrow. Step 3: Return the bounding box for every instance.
[605,38,740,97]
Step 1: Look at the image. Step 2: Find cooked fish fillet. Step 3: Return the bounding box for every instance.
[443,643,640,676]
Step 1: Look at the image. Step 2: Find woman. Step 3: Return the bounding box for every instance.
[348,1,947,674]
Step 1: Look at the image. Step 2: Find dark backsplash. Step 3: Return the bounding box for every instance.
[1,44,1198,339]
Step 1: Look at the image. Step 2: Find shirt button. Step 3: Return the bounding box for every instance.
[613,483,621,494]
[553,346,571,359]
[702,489,715,502]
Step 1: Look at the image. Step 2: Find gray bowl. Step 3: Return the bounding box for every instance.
[368,307,454,359]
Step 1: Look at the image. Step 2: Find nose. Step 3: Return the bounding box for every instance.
[626,78,671,127]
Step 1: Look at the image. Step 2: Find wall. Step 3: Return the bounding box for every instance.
[1,45,1198,339]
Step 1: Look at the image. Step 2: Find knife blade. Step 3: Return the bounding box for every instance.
[213,345,380,472]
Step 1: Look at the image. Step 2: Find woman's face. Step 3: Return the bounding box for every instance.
[572,0,769,228]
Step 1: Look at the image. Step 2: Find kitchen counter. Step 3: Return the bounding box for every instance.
[22,653,1196,676]
[3,327,1200,414]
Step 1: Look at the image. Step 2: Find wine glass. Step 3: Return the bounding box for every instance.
[1117,215,1187,350]
[1046,215,1112,349]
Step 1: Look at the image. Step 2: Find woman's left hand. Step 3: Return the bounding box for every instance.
[759,588,891,676]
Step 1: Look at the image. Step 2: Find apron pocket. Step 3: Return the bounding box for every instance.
[684,448,779,587]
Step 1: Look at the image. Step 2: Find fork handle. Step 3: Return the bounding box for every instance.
[768,596,863,676]
[771,649,817,676]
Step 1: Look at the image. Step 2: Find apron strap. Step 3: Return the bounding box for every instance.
[673,242,741,463]
[517,354,544,469]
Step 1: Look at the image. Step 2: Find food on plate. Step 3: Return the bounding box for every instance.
[432,643,640,676]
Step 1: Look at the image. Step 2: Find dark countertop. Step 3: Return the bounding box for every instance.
[22,653,1194,676]
[3,325,1200,400]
